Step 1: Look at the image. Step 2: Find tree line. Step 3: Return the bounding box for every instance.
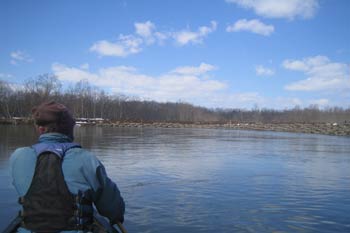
[1,74,349,123]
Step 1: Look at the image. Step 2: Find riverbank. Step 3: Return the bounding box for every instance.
[102,122,350,136]
[1,118,349,136]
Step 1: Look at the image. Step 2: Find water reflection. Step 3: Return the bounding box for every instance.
[1,125,350,232]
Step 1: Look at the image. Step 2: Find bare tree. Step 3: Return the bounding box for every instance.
[1,75,350,124]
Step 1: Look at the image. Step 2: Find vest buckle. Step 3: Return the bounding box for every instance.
[18,197,25,205]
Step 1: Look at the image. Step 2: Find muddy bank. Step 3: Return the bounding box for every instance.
[103,122,350,136]
[2,118,349,136]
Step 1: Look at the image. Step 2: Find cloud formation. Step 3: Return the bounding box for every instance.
[310,98,329,107]
[170,63,217,76]
[90,35,143,57]
[0,73,13,79]
[135,21,155,38]
[10,50,33,65]
[90,21,217,57]
[52,62,321,109]
[172,21,217,45]
[52,62,226,105]
[226,0,319,20]
[283,56,350,91]
[227,19,274,36]
[255,65,275,76]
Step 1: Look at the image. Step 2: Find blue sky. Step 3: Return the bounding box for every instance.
[1,0,349,109]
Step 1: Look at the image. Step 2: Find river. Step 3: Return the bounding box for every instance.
[1,125,350,232]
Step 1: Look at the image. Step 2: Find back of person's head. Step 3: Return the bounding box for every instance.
[32,101,75,139]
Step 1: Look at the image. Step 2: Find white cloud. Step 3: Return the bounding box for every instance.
[226,0,319,20]
[170,63,217,76]
[11,51,28,61]
[52,62,340,109]
[283,56,350,91]
[282,60,309,71]
[53,62,317,109]
[172,31,198,45]
[52,62,279,108]
[154,31,168,44]
[172,21,217,45]
[90,35,143,57]
[255,65,275,76]
[90,21,217,57]
[309,98,329,107]
[0,73,13,79]
[10,50,33,65]
[52,63,98,83]
[80,63,90,70]
[135,21,155,38]
[52,62,227,105]
[227,19,274,36]
[134,21,159,45]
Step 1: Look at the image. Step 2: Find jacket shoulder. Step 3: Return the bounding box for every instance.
[12,146,34,154]
[10,147,35,161]
[64,147,102,169]
[65,147,97,160]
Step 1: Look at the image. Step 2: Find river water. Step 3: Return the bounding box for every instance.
[0,125,350,232]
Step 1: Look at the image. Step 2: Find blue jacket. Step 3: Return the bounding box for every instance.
[10,133,125,233]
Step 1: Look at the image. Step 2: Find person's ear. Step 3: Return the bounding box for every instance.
[37,126,47,134]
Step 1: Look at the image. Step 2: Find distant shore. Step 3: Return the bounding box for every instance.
[102,122,350,136]
[2,118,348,136]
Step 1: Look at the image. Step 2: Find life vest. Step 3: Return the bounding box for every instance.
[18,142,94,232]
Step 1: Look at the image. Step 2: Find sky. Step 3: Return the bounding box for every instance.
[1,0,350,109]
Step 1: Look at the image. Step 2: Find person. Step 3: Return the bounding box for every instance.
[10,101,125,232]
